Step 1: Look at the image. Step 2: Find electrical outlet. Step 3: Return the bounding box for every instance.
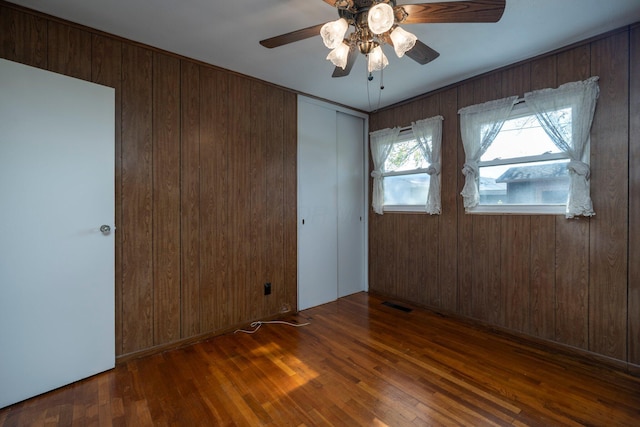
[264,282,271,296]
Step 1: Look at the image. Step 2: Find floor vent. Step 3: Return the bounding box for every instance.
[382,301,412,313]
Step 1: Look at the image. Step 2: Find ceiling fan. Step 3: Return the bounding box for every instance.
[260,0,506,78]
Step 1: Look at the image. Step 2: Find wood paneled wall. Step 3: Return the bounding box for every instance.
[370,25,640,369]
[0,2,297,358]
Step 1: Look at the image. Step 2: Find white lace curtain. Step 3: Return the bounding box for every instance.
[458,96,519,210]
[412,116,444,214]
[524,76,599,218]
[369,127,400,214]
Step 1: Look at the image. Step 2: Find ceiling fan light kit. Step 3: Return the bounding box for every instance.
[368,2,395,34]
[367,45,389,72]
[327,42,351,69]
[389,25,417,57]
[259,0,506,78]
[321,17,349,49]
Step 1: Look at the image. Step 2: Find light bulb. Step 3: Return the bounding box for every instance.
[326,43,350,69]
[320,18,348,49]
[389,26,417,57]
[368,3,395,35]
[367,46,388,72]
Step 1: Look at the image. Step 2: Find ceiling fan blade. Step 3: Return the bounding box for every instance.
[404,39,440,65]
[260,23,325,48]
[332,45,358,78]
[400,0,506,24]
[382,33,440,65]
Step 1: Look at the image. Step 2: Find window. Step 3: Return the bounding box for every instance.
[474,104,572,214]
[382,131,431,210]
[369,116,443,214]
[459,77,599,217]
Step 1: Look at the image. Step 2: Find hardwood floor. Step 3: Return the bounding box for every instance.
[1,292,639,426]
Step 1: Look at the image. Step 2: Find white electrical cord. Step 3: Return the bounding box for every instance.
[234,320,310,334]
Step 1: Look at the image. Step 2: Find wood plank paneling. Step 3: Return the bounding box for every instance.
[554,218,589,349]
[439,88,458,312]
[199,67,228,332]
[227,74,252,324]
[121,44,154,354]
[589,32,629,360]
[250,81,268,320]
[0,5,47,68]
[501,63,530,98]
[553,45,591,350]
[630,24,640,369]
[472,215,502,324]
[180,60,201,338]
[529,216,555,340]
[402,214,425,303]
[530,55,557,91]
[47,21,91,80]
[152,52,181,344]
[265,85,285,315]
[91,34,122,353]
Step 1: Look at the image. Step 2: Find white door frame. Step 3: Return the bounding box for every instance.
[296,96,369,310]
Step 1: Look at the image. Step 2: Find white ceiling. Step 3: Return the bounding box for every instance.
[9,0,640,112]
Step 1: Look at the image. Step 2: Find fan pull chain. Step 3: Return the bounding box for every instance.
[366,64,383,112]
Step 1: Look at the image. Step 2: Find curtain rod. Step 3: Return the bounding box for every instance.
[394,98,525,132]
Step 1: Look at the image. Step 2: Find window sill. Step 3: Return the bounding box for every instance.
[383,205,430,214]
[466,204,565,215]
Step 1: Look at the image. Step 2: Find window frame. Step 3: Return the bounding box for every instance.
[467,102,575,215]
[381,129,431,213]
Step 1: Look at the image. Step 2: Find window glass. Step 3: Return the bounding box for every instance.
[384,137,428,172]
[479,159,569,205]
[382,134,430,208]
[475,106,572,212]
[383,173,430,206]
[481,109,569,161]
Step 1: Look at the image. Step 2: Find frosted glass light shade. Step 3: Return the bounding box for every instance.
[367,46,388,72]
[368,3,394,35]
[326,43,350,69]
[320,18,348,49]
[389,26,417,57]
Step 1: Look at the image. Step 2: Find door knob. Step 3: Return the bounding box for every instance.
[99,225,111,234]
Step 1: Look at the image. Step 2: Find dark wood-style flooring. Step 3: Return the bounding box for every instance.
[1,292,639,426]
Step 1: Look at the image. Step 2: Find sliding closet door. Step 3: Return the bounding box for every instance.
[337,111,365,297]
[298,99,339,310]
[298,97,367,310]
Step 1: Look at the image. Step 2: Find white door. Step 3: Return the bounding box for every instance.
[0,59,115,408]
[298,97,366,310]
[298,99,339,310]
[337,112,365,297]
